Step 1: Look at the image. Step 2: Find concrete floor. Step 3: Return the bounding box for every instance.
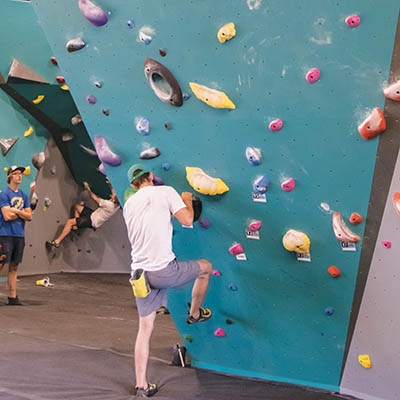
[0,273,357,399]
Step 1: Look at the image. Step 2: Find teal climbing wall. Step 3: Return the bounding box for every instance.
[31,0,399,392]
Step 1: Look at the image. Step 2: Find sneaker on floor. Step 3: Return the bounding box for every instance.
[186,306,212,324]
[7,296,23,306]
[135,383,158,398]
[45,240,59,251]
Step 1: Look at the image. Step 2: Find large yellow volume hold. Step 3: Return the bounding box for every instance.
[186,166,229,195]
[189,82,235,109]
[282,229,311,254]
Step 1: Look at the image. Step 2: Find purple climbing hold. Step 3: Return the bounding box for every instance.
[94,135,121,167]
[306,68,320,84]
[152,175,164,186]
[78,0,108,27]
[86,94,97,104]
[269,118,283,132]
[199,217,211,229]
[345,14,360,28]
[98,163,107,175]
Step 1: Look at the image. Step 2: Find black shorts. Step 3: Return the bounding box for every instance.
[76,206,94,229]
[0,236,25,265]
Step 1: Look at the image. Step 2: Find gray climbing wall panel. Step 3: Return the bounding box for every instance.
[31,0,399,394]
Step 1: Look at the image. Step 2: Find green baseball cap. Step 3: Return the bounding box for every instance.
[127,163,149,183]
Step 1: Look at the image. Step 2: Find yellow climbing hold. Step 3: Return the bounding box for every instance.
[186,166,229,195]
[217,22,236,43]
[24,126,34,137]
[189,82,235,109]
[358,354,372,369]
[282,229,311,254]
[32,95,45,104]
[23,166,31,176]
[60,84,69,91]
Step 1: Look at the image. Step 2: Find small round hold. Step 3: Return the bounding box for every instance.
[324,307,334,316]
[86,94,97,104]
[56,76,65,84]
[102,108,110,116]
[382,241,392,249]
[162,162,170,171]
[269,118,283,132]
[164,122,172,130]
[182,93,190,101]
[306,68,320,84]
[345,14,360,28]
[50,56,58,65]
[228,283,238,291]
[349,212,362,224]
[226,319,233,325]
[327,265,341,278]
[159,48,167,57]
[94,81,102,88]
[126,20,135,29]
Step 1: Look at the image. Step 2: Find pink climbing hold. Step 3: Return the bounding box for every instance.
[269,118,283,132]
[248,220,262,232]
[229,243,244,256]
[382,241,392,249]
[211,270,221,276]
[214,328,226,337]
[281,178,296,192]
[345,14,360,28]
[94,135,121,167]
[306,68,320,84]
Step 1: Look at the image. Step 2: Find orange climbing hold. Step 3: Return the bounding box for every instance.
[393,192,400,216]
[349,212,363,224]
[357,108,386,140]
[327,265,341,278]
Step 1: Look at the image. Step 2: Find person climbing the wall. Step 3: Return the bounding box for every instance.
[45,179,120,250]
[0,166,32,305]
[123,164,212,398]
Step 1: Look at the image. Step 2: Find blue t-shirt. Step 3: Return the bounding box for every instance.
[0,186,30,237]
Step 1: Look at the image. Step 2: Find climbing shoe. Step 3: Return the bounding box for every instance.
[7,296,23,306]
[135,383,158,398]
[45,240,59,251]
[186,306,212,324]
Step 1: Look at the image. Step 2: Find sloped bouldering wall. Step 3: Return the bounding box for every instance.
[31,0,399,395]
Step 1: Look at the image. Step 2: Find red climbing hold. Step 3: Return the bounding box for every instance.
[357,108,386,140]
[349,212,362,225]
[327,265,341,278]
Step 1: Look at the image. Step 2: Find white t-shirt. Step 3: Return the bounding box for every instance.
[90,199,120,229]
[123,185,186,272]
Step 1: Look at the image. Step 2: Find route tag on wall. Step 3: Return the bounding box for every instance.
[246,229,260,240]
[252,192,267,203]
[340,242,356,252]
[296,252,311,262]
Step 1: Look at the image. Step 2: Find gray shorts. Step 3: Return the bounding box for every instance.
[134,259,201,317]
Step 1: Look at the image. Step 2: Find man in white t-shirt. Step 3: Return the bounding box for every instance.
[46,181,120,250]
[123,163,212,398]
